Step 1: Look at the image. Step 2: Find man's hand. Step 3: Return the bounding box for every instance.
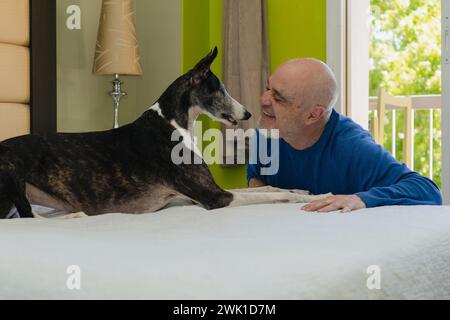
[301,195,366,213]
[248,178,266,188]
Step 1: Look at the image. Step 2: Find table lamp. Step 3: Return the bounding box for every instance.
[93,0,143,129]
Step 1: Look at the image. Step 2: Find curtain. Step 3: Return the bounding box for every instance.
[222,0,270,166]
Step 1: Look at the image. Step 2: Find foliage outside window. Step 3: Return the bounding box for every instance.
[370,0,442,186]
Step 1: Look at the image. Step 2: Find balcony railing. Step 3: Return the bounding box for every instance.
[369,94,441,184]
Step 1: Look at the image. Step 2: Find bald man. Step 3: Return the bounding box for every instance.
[247,59,442,212]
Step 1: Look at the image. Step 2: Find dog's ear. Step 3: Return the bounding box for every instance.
[190,47,219,86]
[194,47,218,71]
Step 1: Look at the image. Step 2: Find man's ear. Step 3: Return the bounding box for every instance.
[190,47,219,86]
[307,106,327,124]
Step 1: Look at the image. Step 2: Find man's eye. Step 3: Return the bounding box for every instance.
[273,96,283,103]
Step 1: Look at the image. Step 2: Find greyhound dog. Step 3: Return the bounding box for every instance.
[0,47,327,219]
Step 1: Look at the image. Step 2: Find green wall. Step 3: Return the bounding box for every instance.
[181,0,210,73]
[267,0,327,71]
[182,0,326,189]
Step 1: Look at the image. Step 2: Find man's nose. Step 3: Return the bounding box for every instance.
[260,90,272,106]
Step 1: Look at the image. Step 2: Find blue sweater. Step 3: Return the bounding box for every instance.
[247,110,442,208]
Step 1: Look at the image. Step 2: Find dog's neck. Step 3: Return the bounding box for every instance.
[187,106,202,134]
[144,99,203,159]
[147,102,201,137]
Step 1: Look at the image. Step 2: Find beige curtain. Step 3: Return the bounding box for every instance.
[222,0,270,165]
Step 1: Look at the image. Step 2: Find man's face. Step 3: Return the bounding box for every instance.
[259,67,306,137]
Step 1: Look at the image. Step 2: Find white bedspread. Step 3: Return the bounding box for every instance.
[1,203,450,300]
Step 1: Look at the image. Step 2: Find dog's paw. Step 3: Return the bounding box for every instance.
[55,212,88,220]
[305,193,334,202]
[285,192,333,204]
[233,186,311,195]
[288,189,311,195]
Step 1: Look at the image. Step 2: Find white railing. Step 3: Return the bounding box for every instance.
[369,95,441,179]
[369,95,442,110]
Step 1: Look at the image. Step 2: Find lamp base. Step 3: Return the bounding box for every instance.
[110,74,127,129]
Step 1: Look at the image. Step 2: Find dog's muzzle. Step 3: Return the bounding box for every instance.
[242,111,252,120]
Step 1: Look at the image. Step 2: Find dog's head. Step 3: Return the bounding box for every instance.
[185,47,251,126]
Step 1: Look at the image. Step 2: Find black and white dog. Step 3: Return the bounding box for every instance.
[0,48,326,219]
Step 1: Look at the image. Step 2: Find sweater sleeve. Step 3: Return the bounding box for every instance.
[352,137,442,208]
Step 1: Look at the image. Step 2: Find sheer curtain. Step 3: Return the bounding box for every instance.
[222,0,270,166]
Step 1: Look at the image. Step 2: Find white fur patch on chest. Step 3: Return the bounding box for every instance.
[170,120,203,158]
[148,103,164,118]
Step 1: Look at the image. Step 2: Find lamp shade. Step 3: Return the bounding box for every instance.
[93,0,143,75]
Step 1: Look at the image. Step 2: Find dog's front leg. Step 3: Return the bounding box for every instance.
[173,163,331,210]
[228,186,311,195]
[227,191,331,207]
[172,163,235,210]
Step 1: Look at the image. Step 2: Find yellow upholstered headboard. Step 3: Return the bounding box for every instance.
[0,0,30,141]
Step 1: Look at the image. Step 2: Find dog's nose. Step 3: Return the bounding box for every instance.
[243,111,252,120]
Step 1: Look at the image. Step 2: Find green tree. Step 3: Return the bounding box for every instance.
[370,0,442,186]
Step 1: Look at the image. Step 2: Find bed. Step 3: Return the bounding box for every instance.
[1,0,450,300]
[1,202,450,300]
